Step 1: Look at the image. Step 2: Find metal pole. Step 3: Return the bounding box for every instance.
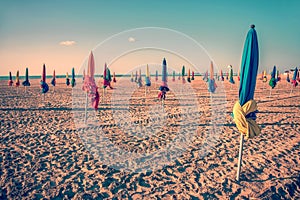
[84,92,88,124]
[236,133,244,181]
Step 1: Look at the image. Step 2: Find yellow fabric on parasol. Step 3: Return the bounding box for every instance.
[233,100,261,139]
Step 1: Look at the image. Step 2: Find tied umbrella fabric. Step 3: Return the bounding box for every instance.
[191,71,195,80]
[113,72,117,83]
[233,24,260,139]
[145,65,151,86]
[269,66,277,89]
[286,72,290,83]
[66,73,70,86]
[8,72,13,86]
[182,66,186,83]
[263,70,267,82]
[137,69,142,87]
[233,100,261,139]
[71,68,76,87]
[172,71,175,82]
[131,72,134,82]
[41,64,49,93]
[15,71,20,87]
[229,66,235,84]
[220,70,224,81]
[51,70,56,86]
[103,63,113,89]
[82,52,99,110]
[22,68,31,86]
[203,70,208,82]
[187,69,191,82]
[292,67,298,87]
[276,70,281,82]
[208,61,217,93]
[158,58,169,100]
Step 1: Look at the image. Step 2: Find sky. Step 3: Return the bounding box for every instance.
[0,0,300,76]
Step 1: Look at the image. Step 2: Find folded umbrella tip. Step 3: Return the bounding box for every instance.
[250,24,255,28]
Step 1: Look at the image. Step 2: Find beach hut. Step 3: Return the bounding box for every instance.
[233,25,261,181]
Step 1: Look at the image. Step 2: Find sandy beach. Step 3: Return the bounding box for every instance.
[0,77,299,199]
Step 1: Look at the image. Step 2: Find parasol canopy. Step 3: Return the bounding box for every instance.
[51,70,56,86]
[208,61,216,93]
[187,69,191,82]
[145,65,151,86]
[229,65,235,84]
[71,67,76,87]
[103,63,112,89]
[131,72,134,82]
[135,70,138,83]
[40,64,49,93]
[269,66,277,89]
[181,66,186,83]
[22,68,31,86]
[286,72,290,83]
[263,70,267,82]
[15,71,20,87]
[158,58,169,100]
[113,72,117,83]
[292,67,298,87]
[137,68,142,87]
[172,71,175,82]
[66,72,70,86]
[82,51,99,110]
[233,24,261,181]
[220,70,224,81]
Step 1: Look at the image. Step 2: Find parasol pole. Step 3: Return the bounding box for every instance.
[289,85,293,96]
[236,134,244,181]
[84,92,88,124]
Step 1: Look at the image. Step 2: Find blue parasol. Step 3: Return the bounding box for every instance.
[233,24,261,181]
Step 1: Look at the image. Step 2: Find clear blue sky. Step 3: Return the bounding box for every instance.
[0,0,299,76]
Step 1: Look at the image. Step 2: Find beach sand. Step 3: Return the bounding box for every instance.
[0,77,299,199]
